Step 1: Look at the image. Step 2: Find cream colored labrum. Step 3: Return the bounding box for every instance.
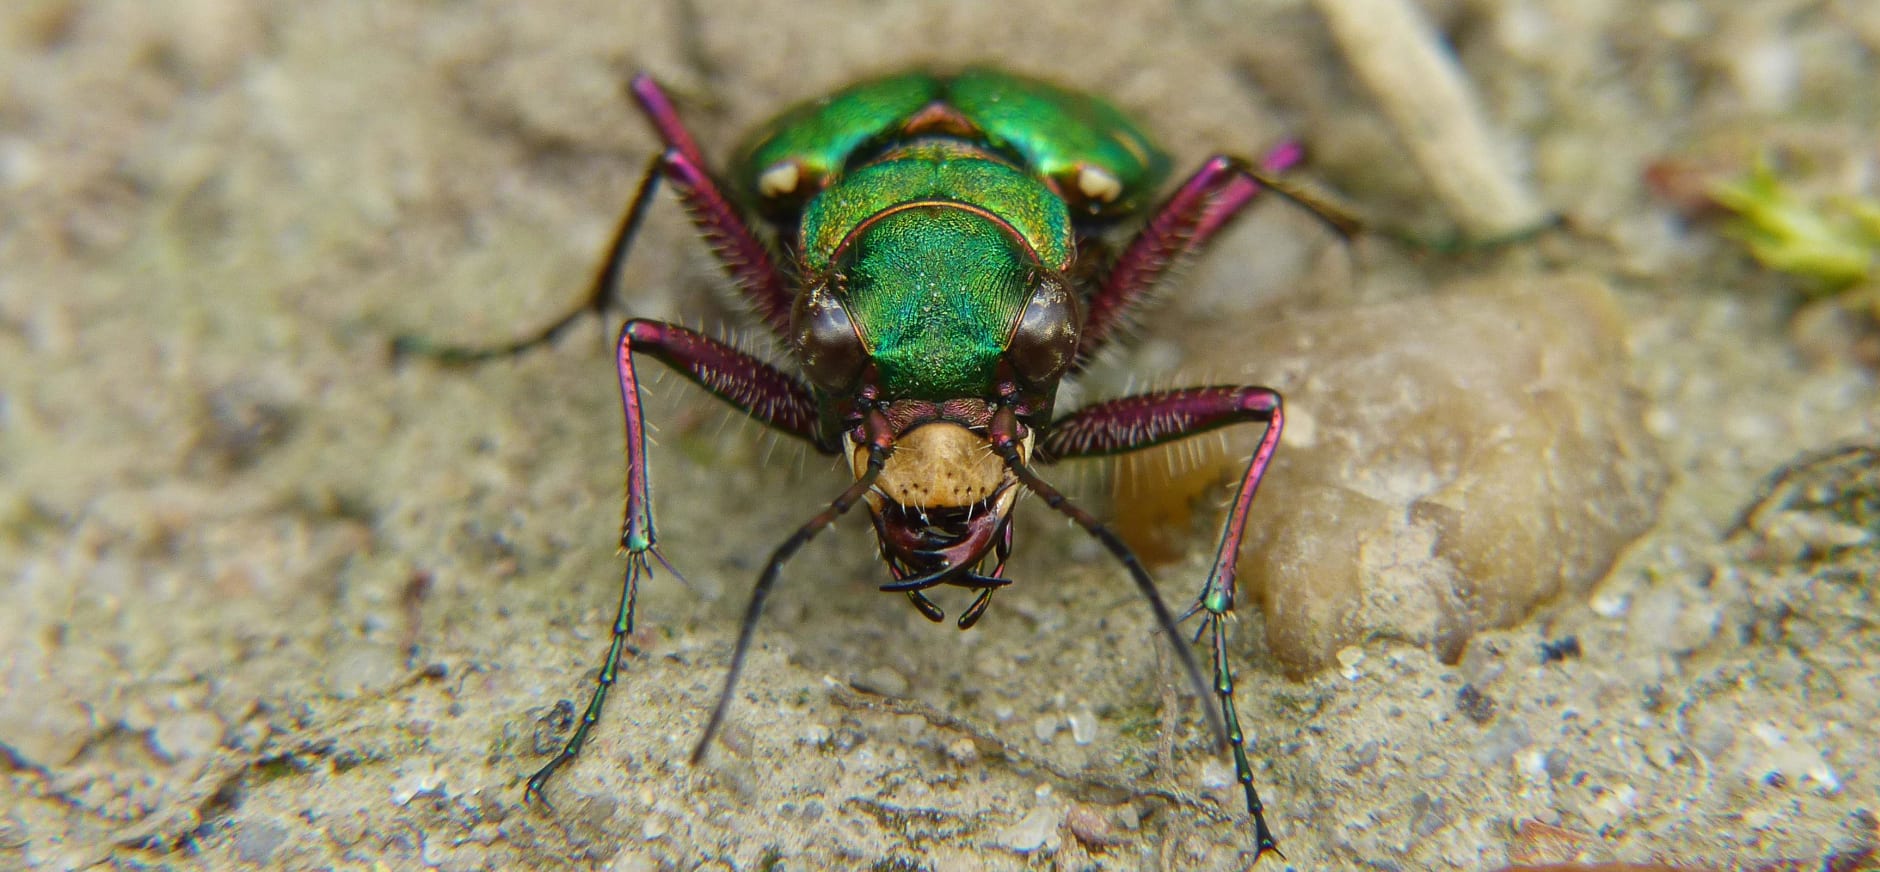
[849,422,1031,511]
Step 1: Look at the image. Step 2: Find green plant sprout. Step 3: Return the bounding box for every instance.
[1710,159,1880,314]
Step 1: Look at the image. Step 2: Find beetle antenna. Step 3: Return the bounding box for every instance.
[987,413,1229,750]
[692,439,891,763]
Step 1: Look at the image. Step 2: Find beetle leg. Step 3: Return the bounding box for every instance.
[394,79,796,366]
[1040,386,1284,859]
[986,407,1229,752]
[1076,146,1307,367]
[394,154,668,364]
[524,319,832,805]
[630,74,797,335]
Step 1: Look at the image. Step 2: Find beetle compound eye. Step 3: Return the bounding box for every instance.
[1005,275,1082,389]
[791,283,868,392]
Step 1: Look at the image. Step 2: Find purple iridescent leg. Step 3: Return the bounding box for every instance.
[984,405,1229,754]
[532,76,796,342]
[1042,386,1285,860]
[524,318,830,804]
[1078,146,1303,366]
[628,74,796,335]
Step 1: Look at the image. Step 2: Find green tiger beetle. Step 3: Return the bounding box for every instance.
[401,68,1327,859]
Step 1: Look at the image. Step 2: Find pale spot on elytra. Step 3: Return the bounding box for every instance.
[1076,165,1121,203]
[758,161,800,198]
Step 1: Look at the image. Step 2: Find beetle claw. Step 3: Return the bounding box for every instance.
[906,591,946,622]
[955,573,1011,590]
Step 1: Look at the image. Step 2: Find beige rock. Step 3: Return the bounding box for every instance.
[1115,275,1668,675]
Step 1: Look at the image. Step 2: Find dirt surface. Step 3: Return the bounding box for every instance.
[2,1,1877,870]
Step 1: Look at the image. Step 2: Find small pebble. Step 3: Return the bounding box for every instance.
[1544,749,1571,781]
[1066,805,1128,848]
[389,761,446,805]
[325,813,366,847]
[1473,718,1533,768]
[1408,792,1449,839]
[1455,685,1496,724]
[1765,510,1871,553]
[1344,740,1382,774]
[993,804,1060,853]
[1750,722,1841,793]
[1032,714,1059,743]
[1538,636,1581,663]
[1335,646,1366,680]
[1067,704,1098,745]
[1589,589,1629,618]
[233,820,289,865]
[150,711,225,763]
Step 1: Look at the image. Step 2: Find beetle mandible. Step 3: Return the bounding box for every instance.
[404,68,1308,859]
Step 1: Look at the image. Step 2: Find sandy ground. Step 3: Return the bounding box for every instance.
[2,1,1877,870]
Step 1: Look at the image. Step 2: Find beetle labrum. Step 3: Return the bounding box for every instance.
[404,69,1304,858]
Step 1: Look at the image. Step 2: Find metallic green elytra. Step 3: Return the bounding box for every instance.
[737,68,1173,218]
[736,73,938,212]
[945,68,1172,216]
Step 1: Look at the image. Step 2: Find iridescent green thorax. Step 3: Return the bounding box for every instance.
[840,206,1034,399]
[799,144,1073,273]
[800,141,1069,400]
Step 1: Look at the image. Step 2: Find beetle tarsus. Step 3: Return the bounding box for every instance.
[1040,386,1284,850]
[523,549,653,806]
